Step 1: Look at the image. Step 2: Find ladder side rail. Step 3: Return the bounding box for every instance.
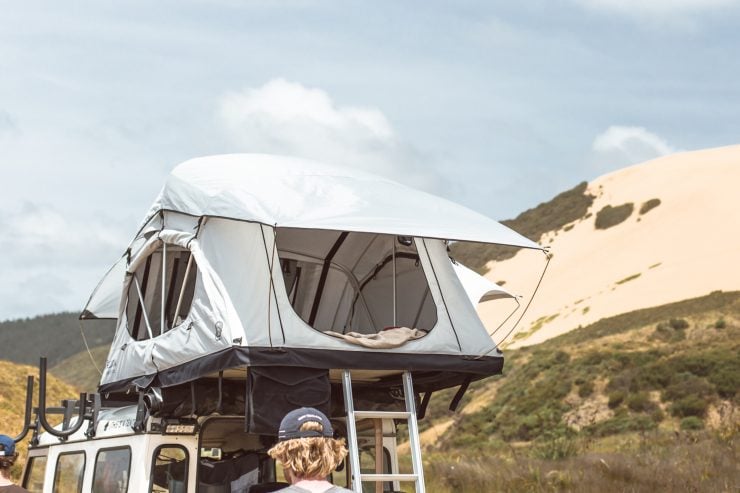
[403,371,426,493]
[342,370,363,493]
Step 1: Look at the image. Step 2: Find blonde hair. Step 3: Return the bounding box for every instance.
[268,421,348,479]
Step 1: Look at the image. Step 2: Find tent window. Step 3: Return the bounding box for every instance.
[125,243,198,341]
[275,229,437,335]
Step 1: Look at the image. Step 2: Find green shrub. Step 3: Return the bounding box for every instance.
[651,322,672,341]
[649,319,689,342]
[670,396,708,418]
[578,380,594,398]
[532,432,580,460]
[680,416,704,430]
[709,366,740,399]
[714,319,726,329]
[595,203,634,230]
[608,390,626,408]
[616,273,642,285]
[639,198,661,215]
[587,413,657,437]
[626,392,655,412]
[650,407,665,423]
[662,373,714,402]
[669,318,689,330]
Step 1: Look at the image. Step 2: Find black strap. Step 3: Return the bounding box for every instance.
[216,370,224,414]
[244,369,253,433]
[133,391,147,432]
[308,232,349,325]
[449,376,472,412]
[418,391,432,420]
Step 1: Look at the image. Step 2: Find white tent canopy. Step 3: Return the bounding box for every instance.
[82,154,544,393]
[146,154,541,248]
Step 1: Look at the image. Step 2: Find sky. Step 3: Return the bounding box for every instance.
[1,0,739,320]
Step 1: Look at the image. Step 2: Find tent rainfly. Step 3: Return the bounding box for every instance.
[82,154,544,394]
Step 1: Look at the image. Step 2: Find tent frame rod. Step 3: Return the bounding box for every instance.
[173,253,194,328]
[132,274,154,340]
[392,237,397,326]
[161,242,166,336]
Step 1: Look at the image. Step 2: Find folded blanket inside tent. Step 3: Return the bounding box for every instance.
[324,326,427,349]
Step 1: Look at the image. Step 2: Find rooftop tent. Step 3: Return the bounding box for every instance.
[83,154,544,393]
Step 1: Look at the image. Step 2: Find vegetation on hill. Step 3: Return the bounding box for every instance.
[639,198,661,215]
[450,182,594,273]
[51,345,109,392]
[415,291,739,491]
[594,203,635,230]
[0,312,114,367]
[0,360,78,480]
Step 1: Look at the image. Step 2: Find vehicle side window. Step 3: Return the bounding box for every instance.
[150,445,189,493]
[53,452,85,493]
[22,455,47,493]
[359,445,393,493]
[92,447,131,493]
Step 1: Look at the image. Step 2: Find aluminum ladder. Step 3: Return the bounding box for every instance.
[341,369,426,493]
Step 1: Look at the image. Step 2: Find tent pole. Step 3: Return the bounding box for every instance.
[133,274,154,340]
[173,254,193,328]
[161,243,166,335]
[392,237,397,326]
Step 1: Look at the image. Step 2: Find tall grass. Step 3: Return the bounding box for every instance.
[420,430,738,492]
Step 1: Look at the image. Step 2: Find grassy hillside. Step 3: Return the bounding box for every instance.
[51,345,109,393]
[450,181,594,273]
[0,360,79,480]
[417,290,739,491]
[0,312,114,367]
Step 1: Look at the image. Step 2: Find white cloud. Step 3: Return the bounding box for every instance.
[572,0,739,15]
[571,0,740,27]
[0,202,127,319]
[0,110,19,139]
[217,78,443,192]
[592,125,676,164]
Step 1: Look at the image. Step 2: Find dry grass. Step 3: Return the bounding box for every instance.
[51,344,107,392]
[419,430,738,492]
[0,360,79,479]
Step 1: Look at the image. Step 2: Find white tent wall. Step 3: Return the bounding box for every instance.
[198,218,281,347]
[99,218,506,389]
[100,225,242,388]
[416,238,498,355]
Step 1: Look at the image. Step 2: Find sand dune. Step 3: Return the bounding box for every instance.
[478,145,740,347]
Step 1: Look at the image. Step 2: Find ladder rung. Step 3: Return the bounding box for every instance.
[361,474,418,482]
[354,410,411,420]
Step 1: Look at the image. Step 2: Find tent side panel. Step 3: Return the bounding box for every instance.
[420,239,499,355]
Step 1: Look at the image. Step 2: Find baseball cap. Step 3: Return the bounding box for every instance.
[0,435,15,456]
[277,407,333,442]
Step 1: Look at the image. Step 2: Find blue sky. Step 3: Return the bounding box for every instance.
[1,0,739,318]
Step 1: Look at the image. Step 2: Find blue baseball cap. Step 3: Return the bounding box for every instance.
[277,407,333,442]
[0,435,15,456]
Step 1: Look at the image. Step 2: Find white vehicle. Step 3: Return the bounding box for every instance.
[13,154,545,493]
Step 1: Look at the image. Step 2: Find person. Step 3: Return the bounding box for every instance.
[0,435,29,493]
[268,408,353,493]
